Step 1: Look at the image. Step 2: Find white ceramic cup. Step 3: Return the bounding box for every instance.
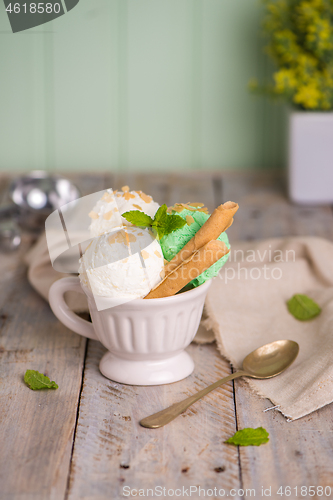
[49,278,211,385]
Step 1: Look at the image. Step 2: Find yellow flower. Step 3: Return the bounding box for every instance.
[272,29,301,63]
[254,0,333,110]
[294,83,322,109]
[323,68,333,88]
[274,69,298,92]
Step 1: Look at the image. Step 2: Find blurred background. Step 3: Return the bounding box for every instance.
[0,0,287,174]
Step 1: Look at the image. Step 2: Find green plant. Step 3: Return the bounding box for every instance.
[251,0,333,110]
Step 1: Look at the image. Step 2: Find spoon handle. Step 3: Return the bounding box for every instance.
[140,370,247,428]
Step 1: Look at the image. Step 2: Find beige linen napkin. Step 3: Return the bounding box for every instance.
[25,234,333,420]
[199,236,333,421]
[24,233,88,312]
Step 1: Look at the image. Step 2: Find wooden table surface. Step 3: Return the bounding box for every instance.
[1,171,333,500]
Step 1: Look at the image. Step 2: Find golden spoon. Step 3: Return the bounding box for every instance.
[140,339,299,429]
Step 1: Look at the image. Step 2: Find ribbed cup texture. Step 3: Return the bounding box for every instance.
[87,282,210,360]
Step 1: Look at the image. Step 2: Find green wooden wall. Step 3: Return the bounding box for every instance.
[0,0,286,173]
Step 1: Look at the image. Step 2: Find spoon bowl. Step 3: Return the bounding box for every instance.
[242,340,299,378]
[140,339,300,428]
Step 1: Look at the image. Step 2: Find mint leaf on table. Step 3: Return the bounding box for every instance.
[122,204,186,240]
[287,294,321,321]
[225,427,269,446]
[24,370,58,390]
[121,210,153,227]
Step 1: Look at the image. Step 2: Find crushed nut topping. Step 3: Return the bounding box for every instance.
[88,211,99,219]
[103,211,113,220]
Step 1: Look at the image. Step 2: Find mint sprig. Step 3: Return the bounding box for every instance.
[122,204,186,239]
[287,294,321,321]
[225,427,269,446]
[121,211,153,227]
[24,370,58,390]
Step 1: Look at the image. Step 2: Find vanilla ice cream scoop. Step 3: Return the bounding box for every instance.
[89,186,160,237]
[79,226,164,307]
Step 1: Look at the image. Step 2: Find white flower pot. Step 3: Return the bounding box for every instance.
[288,111,333,204]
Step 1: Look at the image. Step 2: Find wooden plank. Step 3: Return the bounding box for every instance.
[111,171,216,213]
[234,382,333,496]
[163,172,216,214]
[67,343,242,500]
[219,171,333,242]
[0,264,86,500]
[110,171,173,207]
[0,174,106,500]
[64,172,112,198]
[67,173,242,499]
[221,171,333,496]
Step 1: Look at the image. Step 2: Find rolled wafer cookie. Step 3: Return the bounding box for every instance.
[164,201,238,275]
[144,240,229,299]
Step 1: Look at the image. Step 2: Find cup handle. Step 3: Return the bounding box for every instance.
[49,277,98,340]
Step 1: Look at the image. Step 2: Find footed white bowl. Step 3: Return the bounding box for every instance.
[49,278,211,386]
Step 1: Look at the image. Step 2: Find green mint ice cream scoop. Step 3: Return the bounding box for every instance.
[160,207,230,287]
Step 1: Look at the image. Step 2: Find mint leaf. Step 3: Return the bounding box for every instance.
[151,205,168,239]
[151,224,165,240]
[152,205,187,239]
[121,210,154,227]
[121,204,187,240]
[24,370,58,390]
[225,427,269,446]
[287,294,321,321]
[153,204,168,226]
[163,214,187,234]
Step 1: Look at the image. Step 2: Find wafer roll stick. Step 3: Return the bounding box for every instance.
[164,201,238,275]
[145,240,229,299]
[223,217,234,232]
